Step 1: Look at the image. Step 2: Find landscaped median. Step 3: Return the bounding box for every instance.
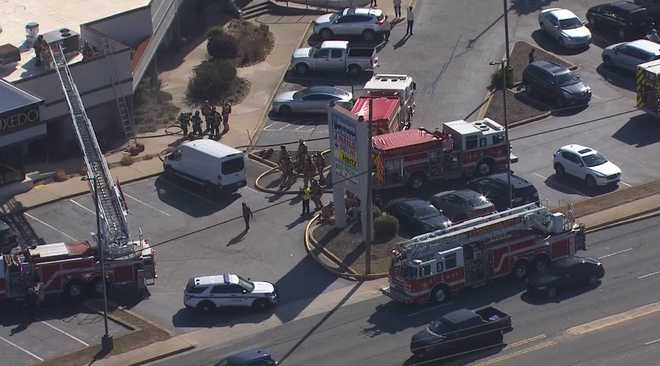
[305,179,660,280]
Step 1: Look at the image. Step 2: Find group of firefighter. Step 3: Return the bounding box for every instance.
[177,100,233,140]
[277,140,328,216]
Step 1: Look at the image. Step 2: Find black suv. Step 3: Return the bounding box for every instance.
[467,173,539,211]
[587,1,654,40]
[635,0,660,23]
[523,61,592,108]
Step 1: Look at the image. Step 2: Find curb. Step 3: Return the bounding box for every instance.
[248,152,279,168]
[304,215,389,280]
[508,110,552,128]
[127,344,196,366]
[585,207,660,233]
[246,21,314,153]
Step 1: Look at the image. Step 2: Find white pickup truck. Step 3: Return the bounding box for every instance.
[291,40,378,76]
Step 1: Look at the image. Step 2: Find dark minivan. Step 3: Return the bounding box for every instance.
[587,1,655,40]
[523,61,592,107]
[467,173,539,211]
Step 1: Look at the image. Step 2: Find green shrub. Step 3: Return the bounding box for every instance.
[490,65,514,90]
[223,20,274,66]
[374,214,399,242]
[186,59,238,103]
[207,32,239,60]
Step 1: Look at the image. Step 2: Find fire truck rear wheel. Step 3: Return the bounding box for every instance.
[512,261,528,280]
[64,282,85,302]
[476,160,493,177]
[431,286,450,304]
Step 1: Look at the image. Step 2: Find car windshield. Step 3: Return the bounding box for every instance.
[556,72,579,86]
[414,205,440,219]
[237,275,255,292]
[582,152,608,167]
[559,18,582,29]
[429,319,456,333]
[330,12,341,21]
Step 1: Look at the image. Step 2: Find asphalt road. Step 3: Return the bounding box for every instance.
[154,215,660,366]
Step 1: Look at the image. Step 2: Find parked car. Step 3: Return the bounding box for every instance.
[602,39,660,72]
[553,144,622,188]
[467,173,539,211]
[410,307,512,358]
[184,273,278,312]
[271,86,352,114]
[538,8,592,48]
[526,256,605,298]
[291,40,378,76]
[523,61,592,107]
[429,189,496,223]
[386,199,452,236]
[313,8,388,42]
[587,1,655,41]
[215,350,278,366]
[635,0,660,23]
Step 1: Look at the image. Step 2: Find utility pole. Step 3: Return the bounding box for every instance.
[365,98,374,276]
[503,0,512,209]
[84,176,113,352]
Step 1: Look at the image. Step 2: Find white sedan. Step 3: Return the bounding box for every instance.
[271,86,352,114]
[553,144,621,188]
[538,8,592,49]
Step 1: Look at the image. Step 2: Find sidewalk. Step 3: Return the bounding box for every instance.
[13,17,310,210]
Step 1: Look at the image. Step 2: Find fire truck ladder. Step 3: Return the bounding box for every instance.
[403,203,554,259]
[48,42,133,259]
[102,38,135,141]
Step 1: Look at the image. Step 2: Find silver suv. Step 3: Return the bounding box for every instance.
[184,273,278,312]
[313,8,388,42]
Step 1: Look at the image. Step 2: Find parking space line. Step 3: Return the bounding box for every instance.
[598,248,633,259]
[264,124,274,130]
[24,213,77,241]
[277,123,289,130]
[295,125,307,130]
[0,335,44,361]
[40,321,89,346]
[69,199,96,215]
[644,338,660,346]
[638,271,660,280]
[620,181,633,188]
[533,172,548,180]
[123,193,171,216]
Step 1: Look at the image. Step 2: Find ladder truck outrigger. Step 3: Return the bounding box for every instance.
[382,203,586,304]
[0,43,156,305]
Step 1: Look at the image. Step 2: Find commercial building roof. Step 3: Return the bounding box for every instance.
[0,0,149,81]
[0,78,42,115]
[352,96,399,122]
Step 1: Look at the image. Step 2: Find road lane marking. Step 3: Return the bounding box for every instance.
[24,213,77,241]
[406,303,454,317]
[620,181,633,188]
[533,172,548,180]
[40,321,89,346]
[638,271,660,280]
[69,199,96,215]
[123,193,171,216]
[473,339,558,366]
[598,248,633,259]
[507,334,547,349]
[277,123,289,130]
[0,335,44,361]
[566,300,660,336]
[645,338,660,346]
[295,125,307,130]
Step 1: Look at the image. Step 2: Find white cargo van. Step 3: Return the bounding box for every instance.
[163,140,246,193]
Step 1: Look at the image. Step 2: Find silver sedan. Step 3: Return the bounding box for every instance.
[271,86,353,114]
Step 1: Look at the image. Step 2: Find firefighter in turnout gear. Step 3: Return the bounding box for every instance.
[314,152,326,185]
[295,139,308,172]
[178,112,191,138]
[303,155,315,188]
[310,179,323,211]
[279,146,293,190]
[191,111,203,137]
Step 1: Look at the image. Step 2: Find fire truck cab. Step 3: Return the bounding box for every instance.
[0,240,155,303]
[382,203,586,304]
[363,74,416,128]
[372,118,516,190]
[352,95,404,135]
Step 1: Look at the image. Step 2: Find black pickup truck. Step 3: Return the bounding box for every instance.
[410,307,512,359]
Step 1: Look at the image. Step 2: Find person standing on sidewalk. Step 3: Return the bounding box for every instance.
[242,202,253,232]
[301,186,311,216]
[406,5,414,36]
[393,0,401,18]
[222,102,232,134]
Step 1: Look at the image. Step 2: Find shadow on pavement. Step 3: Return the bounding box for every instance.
[596,64,635,92]
[267,111,329,124]
[542,174,618,198]
[510,0,558,15]
[283,70,372,87]
[521,282,602,305]
[362,278,526,337]
[530,30,588,56]
[613,114,660,148]
[403,343,508,366]
[588,27,620,50]
[154,176,241,217]
[171,306,273,328]
[393,34,412,50]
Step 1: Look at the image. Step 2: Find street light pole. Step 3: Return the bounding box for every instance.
[84,176,113,352]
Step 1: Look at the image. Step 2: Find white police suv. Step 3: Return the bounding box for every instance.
[184,273,278,312]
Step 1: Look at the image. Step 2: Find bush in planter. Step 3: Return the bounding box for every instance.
[207,31,239,60]
[374,214,399,242]
[490,65,514,90]
[186,59,238,103]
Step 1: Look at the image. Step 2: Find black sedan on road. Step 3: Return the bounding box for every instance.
[429,189,496,223]
[215,350,278,366]
[527,256,605,298]
[467,173,539,211]
[386,199,452,236]
[523,60,591,108]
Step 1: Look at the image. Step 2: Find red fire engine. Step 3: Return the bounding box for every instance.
[0,240,155,302]
[381,203,586,304]
[372,118,517,190]
[352,95,405,136]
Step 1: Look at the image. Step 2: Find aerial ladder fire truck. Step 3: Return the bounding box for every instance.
[382,202,586,304]
[0,43,156,304]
